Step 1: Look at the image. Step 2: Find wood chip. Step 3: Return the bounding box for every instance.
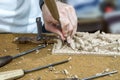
[36,50,40,54]
[3,49,7,52]
[53,31,120,55]
[48,66,56,71]
[63,69,69,75]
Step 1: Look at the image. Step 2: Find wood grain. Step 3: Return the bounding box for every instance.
[44,0,59,21]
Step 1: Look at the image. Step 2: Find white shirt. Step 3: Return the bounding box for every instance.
[0,0,43,33]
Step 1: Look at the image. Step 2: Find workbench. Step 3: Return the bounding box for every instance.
[0,33,120,80]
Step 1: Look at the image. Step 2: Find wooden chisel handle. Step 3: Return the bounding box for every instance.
[0,69,24,80]
[44,0,60,22]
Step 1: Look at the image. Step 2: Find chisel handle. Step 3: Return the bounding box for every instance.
[0,45,46,67]
[44,0,59,21]
[0,69,24,80]
[0,56,13,67]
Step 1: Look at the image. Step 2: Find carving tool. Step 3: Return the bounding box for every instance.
[55,70,118,80]
[0,44,46,67]
[81,70,118,80]
[0,58,71,80]
[36,17,43,41]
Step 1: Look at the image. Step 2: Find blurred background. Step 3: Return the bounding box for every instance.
[61,0,120,34]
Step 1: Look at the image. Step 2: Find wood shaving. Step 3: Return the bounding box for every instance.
[16,48,19,50]
[52,31,120,55]
[104,68,110,72]
[47,49,51,51]
[54,71,61,74]
[3,49,7,52]
[37,77,42,80]
[36,50,40,54]
[62,69,69,75]
[55,39,62,49]
[48,66,56,71]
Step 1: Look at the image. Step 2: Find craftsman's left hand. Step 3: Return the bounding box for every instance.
[42,1,77,42]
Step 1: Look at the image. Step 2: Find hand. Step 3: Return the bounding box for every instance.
[42,1,77,42]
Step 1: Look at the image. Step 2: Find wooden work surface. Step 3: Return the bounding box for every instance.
[0,34,120,80]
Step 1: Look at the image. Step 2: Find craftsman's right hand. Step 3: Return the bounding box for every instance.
[42,1,77,42]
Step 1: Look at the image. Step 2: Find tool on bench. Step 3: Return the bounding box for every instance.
[0,44,46,67]
[36,17,43,41]
[14,0,61,44]
[13,16,58,44]
[82,70,118,80]
[0,58,71,80]
[33,16,59,44]
[13,33,58,44]
[55,70,118,80]
[14,0,60,44]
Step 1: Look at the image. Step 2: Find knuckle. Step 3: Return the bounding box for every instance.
[60,19,69,27]
[69,5,74,9]
[63,30,68,34]
[69,26,73,31]
[64,22,69,27]
[69,25,73,30]
[61,10,65,14]
[69,28,73,33]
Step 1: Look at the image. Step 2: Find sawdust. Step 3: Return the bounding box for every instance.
[0,34,120,80]
[53,31,120,55]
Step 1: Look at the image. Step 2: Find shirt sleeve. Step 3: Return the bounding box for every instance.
[39,0,44,9]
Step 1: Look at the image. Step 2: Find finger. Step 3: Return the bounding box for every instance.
[66,24,73,44]
[59,15,69,38]
[60,13,73,43]
[59,7,75,41]
[71,26,77,38]
[69,6,78,26]
[45,23,65,40]
[67,23,73,39]
[65,6,77,38]
[65,8,74,36]
[67,36,71,43]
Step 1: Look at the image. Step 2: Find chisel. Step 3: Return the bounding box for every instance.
[0,44,46,67]
[55,70,118,80]
[44,0,71,45]
[0,58,71,80]
[44,0,59,22]
[44,0,63,32]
